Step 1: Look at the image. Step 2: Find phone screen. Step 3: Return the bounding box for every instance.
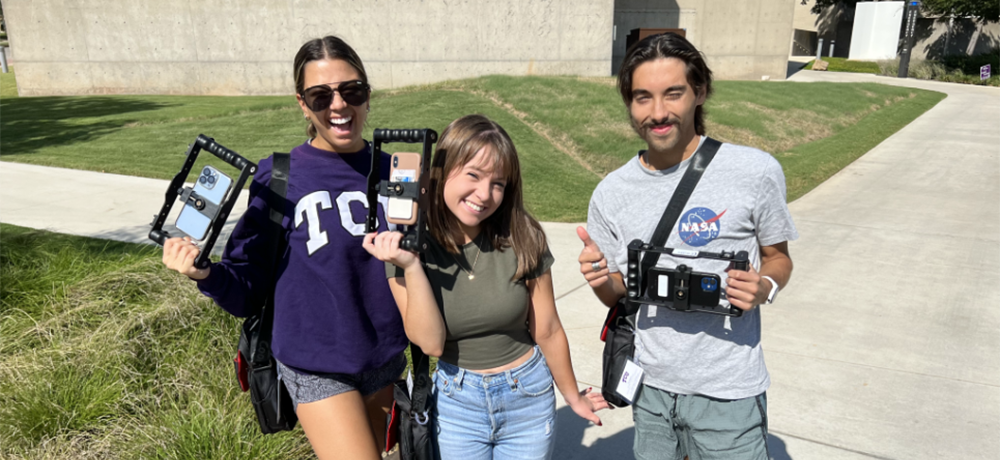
[175,166,234,240]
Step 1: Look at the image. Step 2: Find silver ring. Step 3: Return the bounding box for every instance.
[591,261,601,272]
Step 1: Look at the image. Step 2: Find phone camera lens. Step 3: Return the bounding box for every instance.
[393,157,398,167]
[198,176,207,184]
[207,175,216,184]
[701,278,718,292]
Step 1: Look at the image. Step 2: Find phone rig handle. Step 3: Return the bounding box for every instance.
[195,134,253,172]
[373,129,438,144]
[149,135,257,269]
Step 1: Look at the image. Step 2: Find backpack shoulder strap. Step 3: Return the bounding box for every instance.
[268,153,290,228]
[409,343,432,417]
[258,152,290,343]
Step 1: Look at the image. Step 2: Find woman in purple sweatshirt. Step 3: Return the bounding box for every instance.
[162,36,406,460]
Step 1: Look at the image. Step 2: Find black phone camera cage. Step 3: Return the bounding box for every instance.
[626,240,749,317]
[149,134,257,269]
[365,128,438,253]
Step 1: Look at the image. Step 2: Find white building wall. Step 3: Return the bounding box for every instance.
[3,0,615,96]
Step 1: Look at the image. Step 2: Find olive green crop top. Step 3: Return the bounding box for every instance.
[387,235,554,370]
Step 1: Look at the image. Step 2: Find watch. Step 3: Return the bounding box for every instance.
[761,275,779,305]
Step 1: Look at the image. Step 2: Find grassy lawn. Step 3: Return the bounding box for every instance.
[803,57,881,74]
[439,76,943,202]
[0,223,314,459]
[0,72,944,219]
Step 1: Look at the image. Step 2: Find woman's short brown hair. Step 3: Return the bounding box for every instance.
[427,115,547,281]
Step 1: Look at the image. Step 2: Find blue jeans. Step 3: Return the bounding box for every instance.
[432,346,557,460]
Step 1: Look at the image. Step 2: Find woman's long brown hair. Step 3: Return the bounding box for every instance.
[427,115,547,281]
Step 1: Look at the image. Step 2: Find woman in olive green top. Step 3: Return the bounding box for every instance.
[363,114,607,459]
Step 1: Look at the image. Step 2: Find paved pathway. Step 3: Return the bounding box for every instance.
[765,71,999,459]
[1,71,997,459]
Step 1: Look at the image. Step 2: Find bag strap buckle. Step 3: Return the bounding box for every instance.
[413,410,430,425]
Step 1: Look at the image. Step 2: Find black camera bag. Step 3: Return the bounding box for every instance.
[599,138,720,408]
[233,152,298,433]
[385,342,434,459]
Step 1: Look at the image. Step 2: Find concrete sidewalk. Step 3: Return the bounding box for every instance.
[2,72,998,459]
[767,71,999,459]
[0,163,249,252]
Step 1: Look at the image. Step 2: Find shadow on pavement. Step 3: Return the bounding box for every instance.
[553,406,635,460]
[768,434,793,460]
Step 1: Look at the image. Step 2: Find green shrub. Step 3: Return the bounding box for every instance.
[909,60,949,80]
[877,55,999,87]
[942,46,1000,76]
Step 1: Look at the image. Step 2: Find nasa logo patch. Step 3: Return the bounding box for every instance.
[677,207,726,247]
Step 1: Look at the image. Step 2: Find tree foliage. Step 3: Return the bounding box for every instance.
[805,0,999,23]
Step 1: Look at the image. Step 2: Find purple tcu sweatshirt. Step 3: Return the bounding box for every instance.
[197,140,406,375]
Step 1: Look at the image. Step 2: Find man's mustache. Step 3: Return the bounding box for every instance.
[641,118,678,130]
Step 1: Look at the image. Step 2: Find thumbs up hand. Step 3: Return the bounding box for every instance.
[577,226,610,288]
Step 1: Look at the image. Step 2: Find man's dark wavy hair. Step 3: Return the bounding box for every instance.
[617,33,714,135]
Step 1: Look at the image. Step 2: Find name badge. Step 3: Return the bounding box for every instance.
[615,360,644,403]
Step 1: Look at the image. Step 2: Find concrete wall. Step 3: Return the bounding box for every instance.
[793,0,819,32]
[612,0,795,80]
[3,0,615,96]
[5,0,799,95]
[911,17,1000,60]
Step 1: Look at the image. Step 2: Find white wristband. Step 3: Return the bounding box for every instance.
[761,275,779,304]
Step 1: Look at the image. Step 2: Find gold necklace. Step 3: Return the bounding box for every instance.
[456,234,483,280]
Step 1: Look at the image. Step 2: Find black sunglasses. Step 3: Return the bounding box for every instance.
[301,80,370,111]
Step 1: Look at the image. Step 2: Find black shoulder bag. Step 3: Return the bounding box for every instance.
[233,152,298,433]
[600,138,721,408]
[385,343,434,459]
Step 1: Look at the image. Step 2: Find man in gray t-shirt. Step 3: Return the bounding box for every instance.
[577,33,797,460]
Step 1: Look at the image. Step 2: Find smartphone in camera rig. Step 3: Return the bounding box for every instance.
[386,152,422,226]
[648,266,722,307]
[175,166,234,240]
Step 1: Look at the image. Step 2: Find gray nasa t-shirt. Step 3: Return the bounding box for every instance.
[587,137,798,400]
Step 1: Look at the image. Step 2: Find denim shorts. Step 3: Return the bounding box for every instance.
[276,352,406,410]
[432,346,556,460]
[632,385,769,460]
